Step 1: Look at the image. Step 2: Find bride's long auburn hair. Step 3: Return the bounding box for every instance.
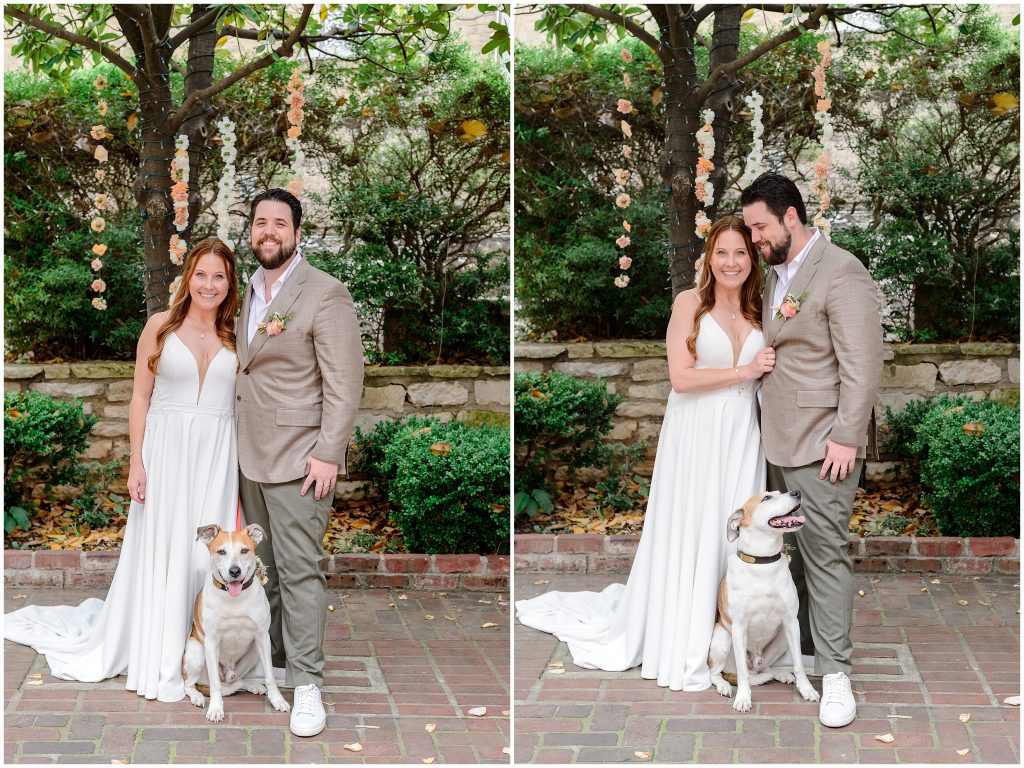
[686,216,763,359]
[147,237,238,375]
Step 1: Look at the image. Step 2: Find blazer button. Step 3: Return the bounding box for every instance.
[236,395,241,401]
[243,368,249,375]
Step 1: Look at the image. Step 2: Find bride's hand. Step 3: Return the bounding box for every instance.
[128,462,147,504]
[746,347,776,379]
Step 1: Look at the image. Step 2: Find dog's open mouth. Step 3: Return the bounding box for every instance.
[225,580,245,597]
[768,514,806,529]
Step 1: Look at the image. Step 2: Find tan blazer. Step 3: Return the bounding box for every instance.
[760,236,882,468]
[236,258,365,483]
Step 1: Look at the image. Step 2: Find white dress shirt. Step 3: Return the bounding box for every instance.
[247,251,304,343]
[772,228,820,309]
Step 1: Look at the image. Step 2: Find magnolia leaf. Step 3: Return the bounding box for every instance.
[958,600,969,605]
[320,5,328,21]
[875,733,895,743]
[126,113,138,132]
[1003,696,1020,706]
[481,622,498,628]
[741,8,757,20]
[468,706,487,717]
[216,35,228,48]
[533,580,549,585]
[425,723,436,733]
[31,130,57,143]
[12,594,27,599]
[458,119,488,142]
[651,87,663,107]
[990,92,1019,115]
[634,751,653,759]
[94,145,109,163]
[422,759,435,765]
[502,747,510,756]
[548,668,565,675]
[621,120,633,138]
[343,743,363,753]
[959,712,971,723]
[956,749,970,756]
[424,614,434,621]
[26,679,43,686]
[554,106,577,119]
[398,594,408,600]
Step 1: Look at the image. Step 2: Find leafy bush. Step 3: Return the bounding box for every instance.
[351,414,441,496]
[4,391,98,531]
[354,416,510,554]
[514,371,622,504]
[888,395,1019,537]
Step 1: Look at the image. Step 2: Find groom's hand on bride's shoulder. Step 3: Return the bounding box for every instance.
[301,456,339,501]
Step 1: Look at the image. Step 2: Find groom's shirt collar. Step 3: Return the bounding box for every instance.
[772,228,819,307]
[247,249,304,343]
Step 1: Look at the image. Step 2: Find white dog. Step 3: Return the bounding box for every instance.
[708,491,821,713]
[182,523,290,722]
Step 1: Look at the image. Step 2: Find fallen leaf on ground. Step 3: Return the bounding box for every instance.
[399,595,408,600]
[958,600,969,605]
[858,590,865,597]
[921,588,929,593]
[478,599,492,604]
[502,710,510,716]
[111,761,129,765]
[26,679,43,686]
[548,668,565,675]
[424,615,435,621]
[549,662,564,667]
[481,622,498,628]
[422,758,435,764]
[387,603,396,608]
[1003,696,1020,706]
[959,713,971,723]
[468,706,486,716]
[875,733,895,743]
[956,748,970,756]
[977,600,989,606]
[327,605,335,612]
[12,594,27,599]
[634,751,652,759]
[443,615,454,621]
[343,743,363,752]
[502,747,511,756]
[438,592,447,596]
[533,580,550,585]
[425,723,436,733]
[27,673,41,679]
[931,578,941,584]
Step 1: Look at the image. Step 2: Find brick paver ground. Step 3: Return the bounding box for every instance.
[5,586,510,763]
[515,571,1019,764]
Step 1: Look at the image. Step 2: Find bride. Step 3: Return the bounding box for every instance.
[4,238,239,702]
[516,216,774,691]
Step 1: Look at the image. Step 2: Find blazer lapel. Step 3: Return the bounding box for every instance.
[244,258,310,364]
[764,234,827,345]
[238,279,254,366]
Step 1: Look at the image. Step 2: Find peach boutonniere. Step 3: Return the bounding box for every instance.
[257,311,295,336]
[773,291,808,321]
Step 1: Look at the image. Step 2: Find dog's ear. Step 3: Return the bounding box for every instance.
[726,509,743,542]
[244,523,266,545]
[196,524,221,545]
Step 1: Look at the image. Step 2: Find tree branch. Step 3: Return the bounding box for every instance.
[167,6,220,51]
[574,3,662,52]
[169,4,313,131]
[117,5,164,79]
[3,4,137,81]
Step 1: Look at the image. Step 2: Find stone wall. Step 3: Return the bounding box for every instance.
[515,341,1019,478]
[5,362,510,497]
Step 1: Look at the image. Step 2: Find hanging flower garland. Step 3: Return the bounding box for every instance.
[214,116,238,244]
[285,69,306,198]
[89,74,109,311]
[168,134,190,303]
[693,108,716,241]
[811,40,834,236]
[739,91,765,188]
[613,47,635,289]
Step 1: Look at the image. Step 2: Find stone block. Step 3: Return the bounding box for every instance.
[876,392,924,420]
[103,404,130,420]
[363,366,422,378]
[4,382,22,393]
[359,384,406,411]
[594,341,666,358]
[91,421,130,437]
[516,343,566,360]
[882,347,895,362]
[42,364,71,379]
[892,343,957,358]
[474,379,510,406]
[106,380,135,401]
[1009,358,1019,385]
[514,360,545,373]
[354,412,392,434]
[637,422,662,443]
[29,381,105,398]
[406,382,469,406]
[81,439,113,461]
[70,363,135,378]
[333,481,367,500]
[456,410,510,428]
[515,535,554,554]
[864,462,903,482]
[428,365,482,379]
[991,388,1019,406]
[605,420,637,441]
[938,359,1001,386]
[552,361,629,378]
[482,366,511,376]
[566,344,594,359]
[631,359,669,382]
[5,365,43,381]
[616,402,666,418]
[628,382,672,401]
[958,342,1016,357]
[880,363,937,390]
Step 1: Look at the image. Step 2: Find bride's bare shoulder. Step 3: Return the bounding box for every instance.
[672,288,701,312]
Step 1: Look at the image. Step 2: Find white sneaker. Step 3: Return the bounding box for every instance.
[819,672,856,728]
[290,683,326,737]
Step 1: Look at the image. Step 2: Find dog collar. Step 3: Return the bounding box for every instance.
[737,551,783,565]
[212,572,257,592]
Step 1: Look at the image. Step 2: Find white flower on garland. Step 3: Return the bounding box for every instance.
[214,116,238,243]
[739,91,765,188]
[171,134,190,233]
[812,41,834,236]
[694,109,715,238]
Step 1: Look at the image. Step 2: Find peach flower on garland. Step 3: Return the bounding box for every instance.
[90,125,106,140]
[613,168,630,186]
[620,48,633,63]
[94,193,107,210]
[93,75,107,90]
[622,145,632,158]
[91,258,103,272]
[97,100,108,117]
[615,193,631,209]
[91,279,106,293]
[91,297,107,311]
[617,99,633,115]
[90,217,106,232]
[616,235,631,248]
[622,220,631,233]
[619,256,633,270]
[614,274,630,288]
[92,243,107,256]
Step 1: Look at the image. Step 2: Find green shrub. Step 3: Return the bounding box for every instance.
[899,397,1019,537]
[514,371,622,501]
[351,414,441,497]
[4,391,98,531]
[380,419,509,554]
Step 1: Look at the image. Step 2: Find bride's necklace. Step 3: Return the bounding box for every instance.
[189,319,216,340]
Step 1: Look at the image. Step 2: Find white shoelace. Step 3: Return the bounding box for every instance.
[823,673,849,705]
[293,684,321,716]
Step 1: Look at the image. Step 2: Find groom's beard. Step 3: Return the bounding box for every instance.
[252,237,296,270]
[759,228,792,266]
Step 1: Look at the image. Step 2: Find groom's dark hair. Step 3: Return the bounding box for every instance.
[740,172,807,225]
[249,188,303,230]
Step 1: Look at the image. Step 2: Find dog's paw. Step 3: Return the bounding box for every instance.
[713,678,733,698]
[732,689,753,713]
[773,670,795,685]
[186,690,206,709]
[244,681,267,696]
[269,693,291,713]
[797,681,820,703]
[205,702,225,723]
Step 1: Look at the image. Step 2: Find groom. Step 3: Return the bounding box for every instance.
[236,188,364,737]
[741,173,881,728]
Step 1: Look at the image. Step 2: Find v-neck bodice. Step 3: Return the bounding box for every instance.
[149,333,237,414]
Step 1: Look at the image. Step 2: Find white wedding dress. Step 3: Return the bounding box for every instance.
[516,315,767,691]
[4,333,238,702]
